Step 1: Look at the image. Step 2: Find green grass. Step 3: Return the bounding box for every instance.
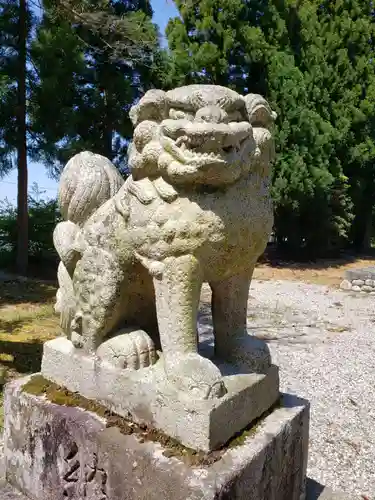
[0,277,59,429]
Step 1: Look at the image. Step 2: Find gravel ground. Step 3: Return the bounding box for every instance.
[199,280,375,499]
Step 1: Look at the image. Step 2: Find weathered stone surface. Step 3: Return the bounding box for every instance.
[58,151,124,225]
[365,279,374,286]
[351,279,364,286]
[339,279,352,291]
[51,84,277,401]
[345,266,375,281]
[4,377,309,500]
[351,285,361,292]
[96,329,158,369]
[42,337,279,452]
[0,483,28,499]
[361,285,373,292]
[0,475,356,500]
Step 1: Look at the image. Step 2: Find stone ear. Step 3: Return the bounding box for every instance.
[244,94,277,128]
[129,89,168,127]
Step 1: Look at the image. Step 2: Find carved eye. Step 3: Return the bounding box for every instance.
[195,106,227,123]
[133,120,159,152]
[169,108,194,120]
[226,111,245,122]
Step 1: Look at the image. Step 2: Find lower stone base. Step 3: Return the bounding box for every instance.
[4,377,309,500]
[0,483,28,499]
[0,480,357,500]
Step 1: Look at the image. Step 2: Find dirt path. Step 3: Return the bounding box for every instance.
[254,256,375,287]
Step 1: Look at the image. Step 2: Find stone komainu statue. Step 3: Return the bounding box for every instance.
[53,85,276,399]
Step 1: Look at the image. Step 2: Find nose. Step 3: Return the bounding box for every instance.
[194,106,228,124]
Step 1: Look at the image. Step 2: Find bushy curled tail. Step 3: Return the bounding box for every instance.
[54,152,124,335]
[58,151,124,226]
[55,151,124,269]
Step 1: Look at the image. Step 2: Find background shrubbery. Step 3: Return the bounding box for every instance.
[1,0,375,273]
[0,184,60,274]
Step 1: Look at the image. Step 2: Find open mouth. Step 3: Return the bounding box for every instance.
[160,133,254,166]
[159,119,255,167]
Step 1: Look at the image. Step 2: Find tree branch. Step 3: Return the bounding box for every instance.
[47,0,158,64]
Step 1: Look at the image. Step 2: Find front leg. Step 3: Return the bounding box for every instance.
[153,254,226,399]
[211,271,271,373]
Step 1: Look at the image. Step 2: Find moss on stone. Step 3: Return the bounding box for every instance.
[22,374,281,467]
[22,374,52,396]
[228,399,281,449]
[22,375,110,419]
[106,413,220,466]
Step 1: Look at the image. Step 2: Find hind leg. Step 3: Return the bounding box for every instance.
[211,269,271,373]
[72,247,158,371]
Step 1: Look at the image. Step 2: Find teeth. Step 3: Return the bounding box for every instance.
[169,137,228,163]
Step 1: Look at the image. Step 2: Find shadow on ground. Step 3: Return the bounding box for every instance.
[306,477,353,499]
[0,317,31,335]
[0,340,44,374]
[0,277,57,307]
[307,478,326,499]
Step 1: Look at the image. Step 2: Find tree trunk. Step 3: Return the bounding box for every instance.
[352,181,374,253]
[16,0,28,275]
[355,207,373,252]
[363,210,373,252]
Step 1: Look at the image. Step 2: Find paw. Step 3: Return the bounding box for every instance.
[96,329,158,369]
[164,353,226,399]
[71,331,84,348]
[220,334,271,374]
[70,313,84,348]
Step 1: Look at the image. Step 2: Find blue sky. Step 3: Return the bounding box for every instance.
[0,0,179,204]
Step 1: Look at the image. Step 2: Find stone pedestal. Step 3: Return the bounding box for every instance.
[41,337,280,452]
[4,377,309,500]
